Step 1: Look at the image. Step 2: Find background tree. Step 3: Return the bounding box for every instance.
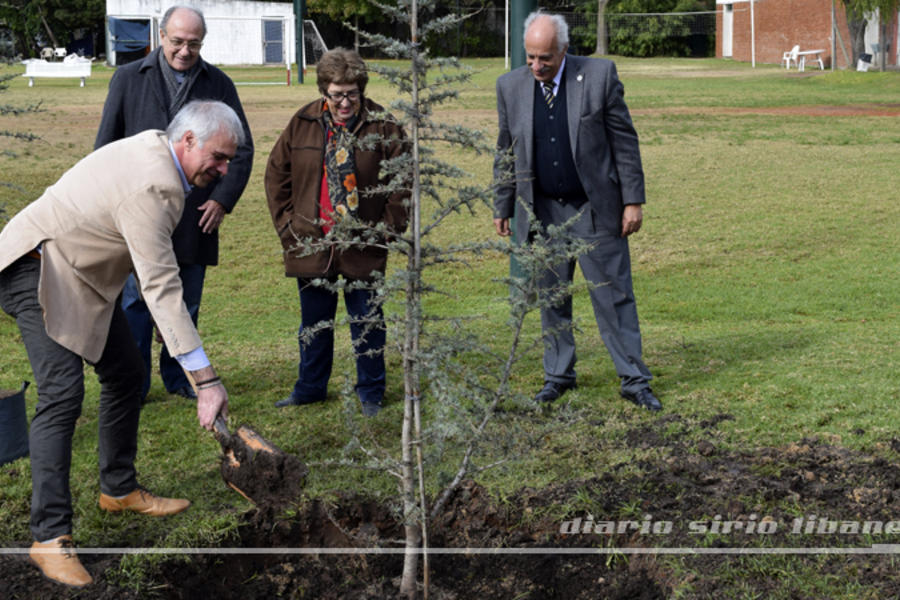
[596,0,610,54]
[306,0,384,51]
[588,0,714,57]
[1,67,41,223]
[0,0,103,57]
[842,0,899,69]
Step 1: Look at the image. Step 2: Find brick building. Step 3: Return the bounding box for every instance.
[716,0,898,69]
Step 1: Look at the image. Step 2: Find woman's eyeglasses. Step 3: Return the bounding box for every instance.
[325,90,361,103]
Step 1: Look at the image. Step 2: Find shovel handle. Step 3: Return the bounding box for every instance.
[214,414,231,439]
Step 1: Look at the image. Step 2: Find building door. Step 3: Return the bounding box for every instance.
[263,19,284,64]
[722,4,733,57]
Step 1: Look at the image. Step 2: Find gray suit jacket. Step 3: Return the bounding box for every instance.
[0,131,202,362]
[493,55,645,241]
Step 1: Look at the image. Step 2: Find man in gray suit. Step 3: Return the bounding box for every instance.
[493,12,660,411]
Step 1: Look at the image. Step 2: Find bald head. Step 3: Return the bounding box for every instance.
[160,6,206,72]
[524,13,569,83]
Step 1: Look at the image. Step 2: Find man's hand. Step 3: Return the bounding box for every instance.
[197,385,228,431]
[621,204,643,237]
[189,366,228,430]
[198,200,226,234]
[494,217,511,237]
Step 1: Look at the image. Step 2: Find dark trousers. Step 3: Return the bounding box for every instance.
[0,256,143,541]
[534,197,653,394]
[290,277,386,404]
[121,263,205,398]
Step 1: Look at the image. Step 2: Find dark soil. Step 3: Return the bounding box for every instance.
[5,413,900,599]
[216,422,308,508]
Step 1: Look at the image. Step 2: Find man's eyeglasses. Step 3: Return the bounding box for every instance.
[166,37,203,52]
[325,90,361,103]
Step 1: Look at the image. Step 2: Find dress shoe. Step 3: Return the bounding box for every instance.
[99,487,190,516]
[534,381,576,403]
[620,388,662,412]
[275,394,325,408]
[361,401,382,417]
[29,535,92,588]
[171,386,197,400]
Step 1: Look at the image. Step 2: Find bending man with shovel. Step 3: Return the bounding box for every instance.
[0,100,243,588]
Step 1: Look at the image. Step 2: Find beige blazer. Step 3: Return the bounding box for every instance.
[0,130,202,363]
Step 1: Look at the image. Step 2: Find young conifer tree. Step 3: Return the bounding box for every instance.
[1,70,42,222]
[294,1,592,595]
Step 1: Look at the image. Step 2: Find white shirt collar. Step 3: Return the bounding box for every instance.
[547,55,566,94]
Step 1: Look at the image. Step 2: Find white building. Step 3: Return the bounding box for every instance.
[105,0,297,66]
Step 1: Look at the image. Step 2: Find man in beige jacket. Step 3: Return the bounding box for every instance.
[0,100,243,588]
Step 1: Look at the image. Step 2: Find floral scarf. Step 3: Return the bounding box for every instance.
[320,105,360,233]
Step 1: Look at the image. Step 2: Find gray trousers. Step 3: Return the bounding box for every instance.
[534,197,652,394]
[0,256,143,541]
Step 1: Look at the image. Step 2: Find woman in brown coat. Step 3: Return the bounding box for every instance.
[265,48,409,416]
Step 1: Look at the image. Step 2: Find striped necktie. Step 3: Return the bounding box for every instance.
[542,81,555,109]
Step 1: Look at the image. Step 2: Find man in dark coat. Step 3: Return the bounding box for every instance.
[95,5,253,401]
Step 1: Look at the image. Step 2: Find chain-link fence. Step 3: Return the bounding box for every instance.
[422,9,717,57]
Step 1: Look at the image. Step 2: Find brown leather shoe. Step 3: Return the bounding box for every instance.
[99,487,190,516]
[29,535,93,588]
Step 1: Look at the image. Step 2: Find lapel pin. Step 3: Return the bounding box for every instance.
[577,74,583,82]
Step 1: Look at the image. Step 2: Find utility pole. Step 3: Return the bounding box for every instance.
[294,0,305,84]
[510,0,537,69]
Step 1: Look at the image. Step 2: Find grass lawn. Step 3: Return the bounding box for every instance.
[1,56,898,596]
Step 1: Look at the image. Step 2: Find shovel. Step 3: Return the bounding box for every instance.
[185,372,308,506]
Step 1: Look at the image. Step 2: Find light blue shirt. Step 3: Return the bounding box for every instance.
[166,140,208,370]
[168,140,192,193]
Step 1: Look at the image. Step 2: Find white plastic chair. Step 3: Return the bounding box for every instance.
[782,45,800,69]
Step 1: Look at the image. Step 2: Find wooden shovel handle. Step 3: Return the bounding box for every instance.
[214,415,231,440]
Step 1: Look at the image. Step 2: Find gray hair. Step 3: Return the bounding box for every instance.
[160,5,207,38]
[166,100,246,147]
[523,11,569,52]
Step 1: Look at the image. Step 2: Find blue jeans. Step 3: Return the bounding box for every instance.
[291,278,386,404]
[121,263,206,398]
[1,256,143,541]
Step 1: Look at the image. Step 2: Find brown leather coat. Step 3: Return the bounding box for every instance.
[265,98,409,280]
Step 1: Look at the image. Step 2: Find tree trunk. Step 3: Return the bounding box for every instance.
[40,15,60,49]
[595,0,609,55]
[399,1,423,597]
[399,372,420,599]
[844,4,867,66]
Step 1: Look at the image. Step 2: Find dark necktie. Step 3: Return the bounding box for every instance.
[542,81,555,109]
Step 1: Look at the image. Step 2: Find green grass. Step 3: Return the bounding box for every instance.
[1,57,899,594]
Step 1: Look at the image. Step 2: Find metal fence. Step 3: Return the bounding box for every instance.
[421,8,717,57]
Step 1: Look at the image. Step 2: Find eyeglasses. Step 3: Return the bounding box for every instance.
[166,37,203,52]
[325,90,361,103]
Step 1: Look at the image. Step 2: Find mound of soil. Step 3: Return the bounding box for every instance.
[5,413,900,599]
[216,422,308,508]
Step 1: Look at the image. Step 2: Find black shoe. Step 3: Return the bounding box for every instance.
[171,386,197,400]
[620,388,662,412]
[361,402,382,417]
[534,381,576,403]
[274,394,325,408]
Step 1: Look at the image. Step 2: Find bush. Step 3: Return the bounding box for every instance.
[606,0,714,57]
